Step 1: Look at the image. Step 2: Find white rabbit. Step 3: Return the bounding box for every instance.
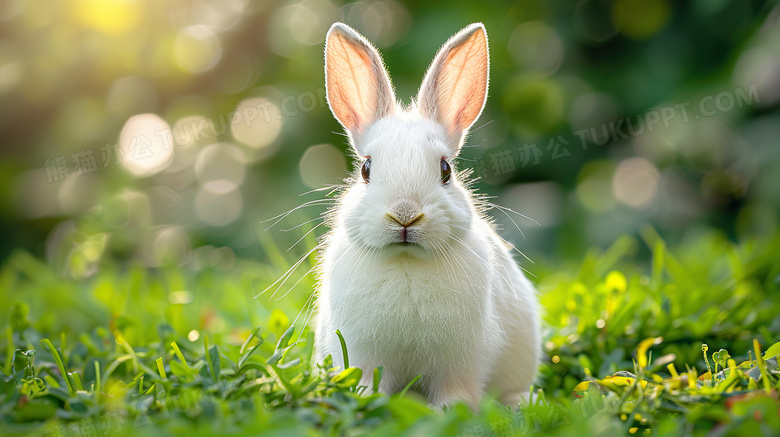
[314,22,541,409]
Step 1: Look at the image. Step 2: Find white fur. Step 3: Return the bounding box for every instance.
[314,23,541,409]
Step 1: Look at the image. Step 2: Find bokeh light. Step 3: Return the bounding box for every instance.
[191,0,248,33]
[144,225,191,267]
[507,21,564,77]
[175,25,222,74]
[214,49,257,95]
[0,44,22,95]
[342,0,411,47]
[298,144,347,189]
[231,97,283,149]
[734,46,780,108]
[195,186,243,226]
[73,0,142,35]
[577,161,617,213]
[195,143,246,193]
[58,173,99,215]
[119,114,174,177]
[568,93,618,133]
[269,0,340,56]
[612,157,660,209]
[503,75,565,136]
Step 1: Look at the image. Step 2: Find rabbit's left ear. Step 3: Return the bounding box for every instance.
[325,23,396,153]
[417,23,489,154]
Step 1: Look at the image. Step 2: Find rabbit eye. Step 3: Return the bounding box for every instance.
[441,158,452,185]
[361,158,371,183]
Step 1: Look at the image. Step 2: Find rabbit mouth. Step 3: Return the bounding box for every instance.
[389,241,420,247]
[394,226,422,245]
[386,241,425,256]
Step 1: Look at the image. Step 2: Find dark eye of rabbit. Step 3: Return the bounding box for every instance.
[441,158,452,185]
[361,158,371,183]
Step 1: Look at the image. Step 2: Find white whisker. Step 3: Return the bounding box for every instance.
[282,216,325,232]
[255,243,321,299]
[287,221,327,251]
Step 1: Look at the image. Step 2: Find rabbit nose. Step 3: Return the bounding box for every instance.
[387,200,424,227]
[386,213,425,228]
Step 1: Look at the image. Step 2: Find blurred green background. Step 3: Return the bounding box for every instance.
[0,0,779,306]
[2,0,779,269]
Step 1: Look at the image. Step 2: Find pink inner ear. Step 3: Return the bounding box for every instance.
[437,29,488,138]
[417,25,489,144]
[326,32,380,135]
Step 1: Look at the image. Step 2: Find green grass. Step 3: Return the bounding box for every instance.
[1,225,780,436]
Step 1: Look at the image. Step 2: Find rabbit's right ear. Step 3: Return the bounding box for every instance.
[417,23,489,155]
[325,23,395,153]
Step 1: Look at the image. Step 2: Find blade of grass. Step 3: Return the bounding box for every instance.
[303,331,315,373]
[240,328,261,355]
[171,341,189,367]
[94,360,101,404]
[754,339,771,393]
[41,339,75,396]
[156,357,167,379]
[60,332,67,367]
[114,331,140,374]
[373,366,384,394]
[399,375,421,398]
[4,326,12,376]
[335,329,349,369]
[207,345,220,382]
[204,335,218,382]
[68,372,85,391]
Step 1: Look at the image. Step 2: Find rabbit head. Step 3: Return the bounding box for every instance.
[325,22,489,257]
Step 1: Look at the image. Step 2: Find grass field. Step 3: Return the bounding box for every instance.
[2,224,780,436]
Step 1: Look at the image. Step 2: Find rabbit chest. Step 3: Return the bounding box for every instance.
[322,241,503,373]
